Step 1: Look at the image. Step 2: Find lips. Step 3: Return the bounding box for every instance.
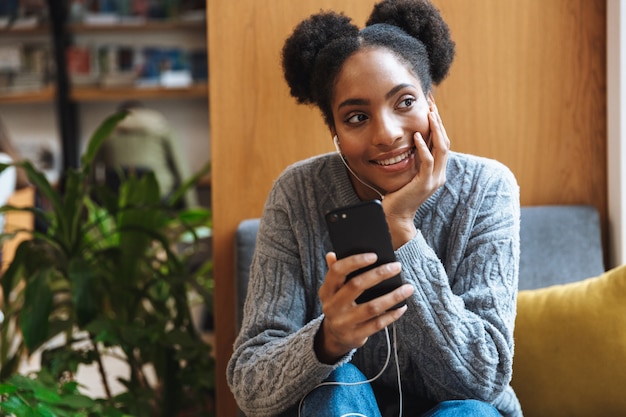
[373,147,415,166]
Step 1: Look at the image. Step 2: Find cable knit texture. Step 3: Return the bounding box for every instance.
[227,151,522,417]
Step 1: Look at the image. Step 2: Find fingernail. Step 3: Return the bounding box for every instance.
[363,253,377,262]
[388,262,402,272]
[404,284,415,296]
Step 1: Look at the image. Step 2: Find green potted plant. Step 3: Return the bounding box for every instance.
[0,112,214,417]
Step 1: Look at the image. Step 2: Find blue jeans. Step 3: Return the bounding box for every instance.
[422,400,501,417]
[299,364,501,417]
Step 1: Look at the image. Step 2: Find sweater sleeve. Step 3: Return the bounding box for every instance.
[226,186,353,417]
[393,161,520,403]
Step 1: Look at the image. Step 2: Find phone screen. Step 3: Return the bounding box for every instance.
[325,200,405,306]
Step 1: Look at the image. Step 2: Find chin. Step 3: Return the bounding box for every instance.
[388,173,417,193]
[382,181,409,194]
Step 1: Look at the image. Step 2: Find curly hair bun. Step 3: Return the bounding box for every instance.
[282,12,359,104]
[366,0,455,84]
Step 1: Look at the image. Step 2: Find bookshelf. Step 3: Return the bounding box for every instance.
[0,0,209,172]
[64,18,208,103]
[0,25,50,35]
[0,11,59,179]
[64,5,209,164]
[71,83,207,102]
[0,1,210,197]
[0,85,55,104]
[68,19,206,33]
[0,24,55,102]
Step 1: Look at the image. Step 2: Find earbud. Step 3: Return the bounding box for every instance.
[333,135,341,154]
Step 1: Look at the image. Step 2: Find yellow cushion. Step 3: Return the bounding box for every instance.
[512,265,626,417]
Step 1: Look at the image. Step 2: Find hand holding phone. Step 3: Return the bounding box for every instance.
[325,200,405,307]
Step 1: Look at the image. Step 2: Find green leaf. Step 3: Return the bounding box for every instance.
[177,207,212,225]
[0,383,18,395]
[35,402,61,417]
[21,268,54,351]
[120,172,161,207]
[1,238,30,305]
[0,395,31,414]
[86,318,119,345]
[69,259,103,326]
[61,393,96,409]
[0,110,216,417]
[60,168,87,251]
[16,160,63,226]
[33,385,64,404]
[166,160,210,208]
[114,175,171,282]
[81,111,128,169]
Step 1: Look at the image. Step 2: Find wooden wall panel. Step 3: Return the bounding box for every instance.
[432,0,607,212]
[209,1,606,416]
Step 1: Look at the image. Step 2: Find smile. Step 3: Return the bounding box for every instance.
[374,147,415,166]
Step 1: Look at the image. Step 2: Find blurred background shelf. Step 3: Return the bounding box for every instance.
[68,19,206,33]
[1,1,211,206]
[0,25,50,35]
[71,83,208,102]
[0,85,55,104]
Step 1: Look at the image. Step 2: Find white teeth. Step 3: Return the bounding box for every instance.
[376,149,412,166]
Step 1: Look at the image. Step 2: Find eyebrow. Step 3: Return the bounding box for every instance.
[385,83,414,100]
[336,83,416,110]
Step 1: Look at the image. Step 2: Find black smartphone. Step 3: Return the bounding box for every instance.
[325,200,405,307]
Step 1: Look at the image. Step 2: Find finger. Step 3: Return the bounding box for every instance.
[324,252,378,295]
[325,251,338,271]
[359,303,410,335]
[342,261,402,305]
[428,90,435,100]
[427,91,435,108]
[327,285,411,351]
[429,103,450,149]
[336,253,378,278]
[428,110,450,178]
[357,282,414,317]
[414,132,434,171]
[320,252,341,299]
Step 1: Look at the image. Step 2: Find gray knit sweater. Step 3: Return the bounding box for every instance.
[227,151,523,417]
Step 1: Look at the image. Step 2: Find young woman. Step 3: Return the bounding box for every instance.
[227,1,522,416]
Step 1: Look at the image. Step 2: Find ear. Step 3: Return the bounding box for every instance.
[332,135,341,153]
[330,129,341,153]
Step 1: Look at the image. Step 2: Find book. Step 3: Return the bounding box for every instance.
[66,45,98,85]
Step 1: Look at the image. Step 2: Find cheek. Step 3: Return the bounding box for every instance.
[413,112,431,143]
[413,100,431,131]
[339,139,368,160]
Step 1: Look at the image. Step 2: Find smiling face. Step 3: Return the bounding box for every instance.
[331,47,431,200]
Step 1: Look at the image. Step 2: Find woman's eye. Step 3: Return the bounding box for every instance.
[346,113,368,124]
[398,97,416,109]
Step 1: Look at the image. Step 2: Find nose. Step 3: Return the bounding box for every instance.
[371,111,403,147]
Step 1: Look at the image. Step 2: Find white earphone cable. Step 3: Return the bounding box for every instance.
[297,323,403,417]
[334,136,385,201]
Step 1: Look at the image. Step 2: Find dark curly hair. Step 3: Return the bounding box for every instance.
[281,0,455,128]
